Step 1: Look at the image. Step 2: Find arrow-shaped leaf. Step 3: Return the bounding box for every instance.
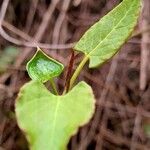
[27,48,64,83]
[74,0,141,68]
[15,81,95,150]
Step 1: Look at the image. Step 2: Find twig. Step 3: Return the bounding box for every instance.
[100,128,148,150]
[1,21,75,49]
[25,0,39,33]
[0,27,75,49]
[97,101,150,118]
[140,0,150,90]
[2,21,33,41]
[0,0,9,26]
[133,26,150,37]
[52,0,71,45]
[130,106,142,150]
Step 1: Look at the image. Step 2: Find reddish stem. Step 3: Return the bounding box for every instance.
[64,50,75,93]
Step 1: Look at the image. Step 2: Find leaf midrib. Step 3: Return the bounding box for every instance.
[50,97,61,147]
[85,0,136,58]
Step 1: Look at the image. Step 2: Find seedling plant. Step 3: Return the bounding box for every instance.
[15,0,141,150]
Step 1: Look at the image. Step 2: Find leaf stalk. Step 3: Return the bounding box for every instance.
[69,55,89,91]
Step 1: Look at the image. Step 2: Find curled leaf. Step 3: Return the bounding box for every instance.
[27,48,64,82]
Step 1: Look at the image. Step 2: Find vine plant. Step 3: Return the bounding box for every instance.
[15,0,141,150]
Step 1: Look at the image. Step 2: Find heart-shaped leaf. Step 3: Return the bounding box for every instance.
[74,0,141,68]
[15,81,95,150]
[27,48,64,83]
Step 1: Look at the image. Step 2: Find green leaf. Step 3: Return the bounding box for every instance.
[15,81,95,150]
[74,0,141,68]
[27,48,64,83]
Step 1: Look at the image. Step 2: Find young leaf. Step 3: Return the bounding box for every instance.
[15,81,95,150]
[27,48,64,83]
[74,0,141,68]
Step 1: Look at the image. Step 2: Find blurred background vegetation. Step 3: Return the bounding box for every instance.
[0,0,150,149]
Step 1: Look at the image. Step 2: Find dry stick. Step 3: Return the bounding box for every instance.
[3,21,33,41]
[133,26,150,37]
[140,0,150,90]
[59,19,68,45]
[0,0,74,52]
[0,0,9,26]
[100,128,148,150]
[25,0,39,33]
[2,21,75,49]
[0,0,23,48]
[114,101,129,136]
[98,101,150,118]
[114,98,129,135]
[130,106,142,150]
[52,0,71,46]
[79,127,88,150]
[34,0,60,41]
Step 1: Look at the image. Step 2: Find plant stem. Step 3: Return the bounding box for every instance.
[64,51,75,93]
[50,79,59,95]
[69,55,89,91]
